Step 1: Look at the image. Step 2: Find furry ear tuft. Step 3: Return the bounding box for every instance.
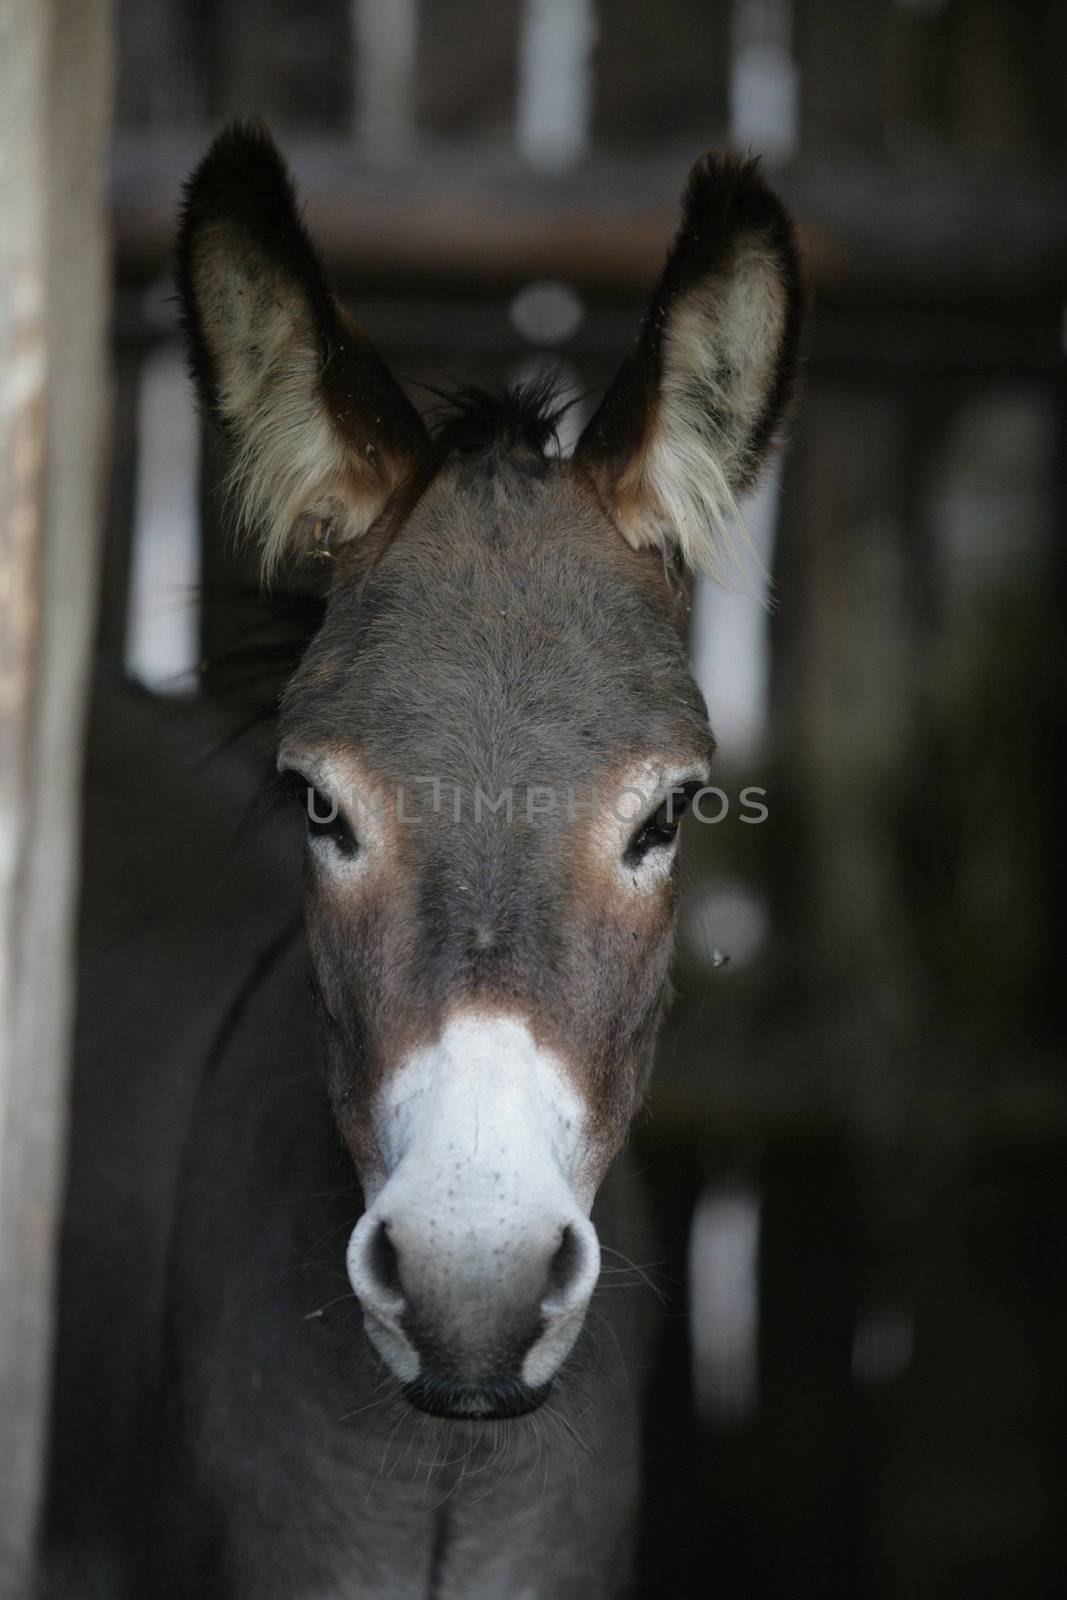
[575,153,805,584]
[175,120,428,580]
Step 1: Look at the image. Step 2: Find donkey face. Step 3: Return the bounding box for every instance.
[177,123,802,1420]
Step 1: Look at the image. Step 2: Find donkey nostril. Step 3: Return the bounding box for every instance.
[546,1224,582,1302]
[369,1220,402,1298]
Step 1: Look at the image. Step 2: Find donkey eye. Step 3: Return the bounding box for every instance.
[285,772,358,858]
[625,784,699,864]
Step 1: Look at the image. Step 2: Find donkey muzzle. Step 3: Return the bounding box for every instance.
[344,1011,600,1414]
[347,1205,600,1416]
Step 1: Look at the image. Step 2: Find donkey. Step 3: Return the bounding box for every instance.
[150,121,802,1598]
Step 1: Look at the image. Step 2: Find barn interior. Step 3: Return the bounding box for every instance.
[2,2,1064,1596]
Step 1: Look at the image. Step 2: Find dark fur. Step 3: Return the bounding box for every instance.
[427,375,571,459]
[153,929,649,1599]
[576,152,805,498]
[282,449,711,1166]
[174,118,427,481]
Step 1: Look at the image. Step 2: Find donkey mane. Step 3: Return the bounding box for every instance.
[426,375,571,460]
[200,377,574,788]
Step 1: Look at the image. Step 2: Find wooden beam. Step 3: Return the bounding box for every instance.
[0,2,111,1594]
[111,137,1067,306]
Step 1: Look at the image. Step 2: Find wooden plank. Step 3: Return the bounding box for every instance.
[0,3,50,1584]
[208,0,352,136]
[796,0,888,154]
[114,0,204,129]
[415,0,522,142]
[0,1,111,1593]
[110,138,1067,306]
[592,0,729,151]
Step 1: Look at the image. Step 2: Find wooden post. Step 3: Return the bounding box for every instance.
[0,2,111,1594]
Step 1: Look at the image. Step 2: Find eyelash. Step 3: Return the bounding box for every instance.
[625,783,700,864]
[285,773,359,858]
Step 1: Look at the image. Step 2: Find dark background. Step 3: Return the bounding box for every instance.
[65,2,1067,1594]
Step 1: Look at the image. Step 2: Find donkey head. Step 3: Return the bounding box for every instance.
[177,123,802,1421]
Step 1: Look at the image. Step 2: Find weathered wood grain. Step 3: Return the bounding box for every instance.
[0,3,111,1594]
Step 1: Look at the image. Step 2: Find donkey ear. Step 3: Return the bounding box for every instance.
[575,154,804,582]
[175,120,429,578]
